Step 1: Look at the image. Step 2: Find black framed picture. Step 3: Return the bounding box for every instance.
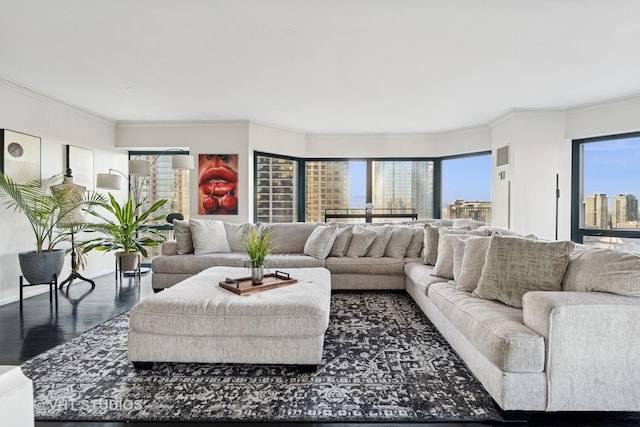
[0,129,41,183]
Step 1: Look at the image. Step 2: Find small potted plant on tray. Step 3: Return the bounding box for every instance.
[241,227,273,285]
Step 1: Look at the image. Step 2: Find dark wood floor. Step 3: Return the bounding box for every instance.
[1,272,638,427]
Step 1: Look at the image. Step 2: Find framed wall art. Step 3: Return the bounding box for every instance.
[66,145,94,190]
[0,129,41,183]
[198,154,238,215]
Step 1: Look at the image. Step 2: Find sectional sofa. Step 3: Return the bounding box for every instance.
[151,219,640,412]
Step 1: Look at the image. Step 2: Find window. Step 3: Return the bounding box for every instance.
[129,152,191,259]
[305,160,364,222]
[371,160,434,220]
[572,133,640,252]
[441,153,492,222]
[255,153,299,223]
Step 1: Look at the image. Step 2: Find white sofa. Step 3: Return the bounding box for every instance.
[150,219,640,412]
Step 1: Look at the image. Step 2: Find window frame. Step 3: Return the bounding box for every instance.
[571,131,640,244]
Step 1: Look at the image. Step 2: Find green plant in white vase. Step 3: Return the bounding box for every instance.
[240,227,273,285]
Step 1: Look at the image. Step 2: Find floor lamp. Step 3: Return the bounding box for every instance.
[95,150,195,274]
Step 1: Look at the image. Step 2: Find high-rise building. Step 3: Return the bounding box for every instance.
[255,156,298,223]
[584,193,608,229]
[372,161,433,220]
[447,200,492,223]
[305,161,350,222]
[611,194,638,228]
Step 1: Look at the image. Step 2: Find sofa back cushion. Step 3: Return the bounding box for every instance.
[329,226,353,257]
[261,222,320,253]
[562,246,640,296]
[473,235,574,308]
[223,222,258,252]
[404,225,424,258]
[366,225,393,257]
[345,226,378,257]
[456,236,491,292]
[304,224,340,259]
[384,226,414,259]
[189,219,232,255]
[173,219,194,254]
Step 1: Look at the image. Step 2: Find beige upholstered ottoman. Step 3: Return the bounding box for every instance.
[128,266,331,369]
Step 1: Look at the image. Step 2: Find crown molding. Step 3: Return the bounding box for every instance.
[0,75,114,124]
[116,119,250,128]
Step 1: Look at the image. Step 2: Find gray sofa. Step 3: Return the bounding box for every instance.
[151,219,640,413]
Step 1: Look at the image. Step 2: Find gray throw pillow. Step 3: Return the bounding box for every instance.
[384,226,414,259]
[345,226,378,258]
[329,226,353,257]
[304,224,340,259]
[432,232,474,279]
[422,225,440,266]
[189,219,232,255]
[473,235,574,308]
[173,219,194,255]
[366,225,393,257]
[456,236,491,292]
[223,222,258,252]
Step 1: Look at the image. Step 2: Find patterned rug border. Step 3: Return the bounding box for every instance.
[22,291,504,423]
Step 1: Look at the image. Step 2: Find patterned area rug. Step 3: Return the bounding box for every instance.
[22,291,504,422]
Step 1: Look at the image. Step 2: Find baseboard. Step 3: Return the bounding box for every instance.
[0,269,114,307]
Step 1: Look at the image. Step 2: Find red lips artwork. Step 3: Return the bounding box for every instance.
[198,154,238,215]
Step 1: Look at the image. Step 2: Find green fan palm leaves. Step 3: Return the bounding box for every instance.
[0,172,105,252]
[80,193,167,258]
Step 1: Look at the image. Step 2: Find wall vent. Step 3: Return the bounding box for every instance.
[496,145,509,167]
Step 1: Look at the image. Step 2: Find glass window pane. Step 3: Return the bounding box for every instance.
[371,160,433,220]
[581,137,640,230]
[305,160,365,222]
[256,155,298,223]
[441,154,492,222]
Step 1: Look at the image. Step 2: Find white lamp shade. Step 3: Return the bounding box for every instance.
[128,159,151,176]
[171,154,195,170]
[96,173,122,190]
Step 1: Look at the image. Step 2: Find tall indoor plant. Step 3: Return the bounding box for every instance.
[80,193,168,271]
[240,227,273,284]
[0,172,104,284]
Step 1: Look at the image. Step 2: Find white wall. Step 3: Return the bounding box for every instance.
[116,121,251,223]
[0,81,123,305]
[566,96,640,140]
[305,126,490,158]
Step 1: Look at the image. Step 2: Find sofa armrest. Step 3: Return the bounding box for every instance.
[161,241,178,256]
[523,291,640,411]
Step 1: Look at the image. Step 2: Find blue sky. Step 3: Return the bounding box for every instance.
[583,137,640,205]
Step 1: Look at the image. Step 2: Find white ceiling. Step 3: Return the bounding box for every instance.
[1,0,640,134]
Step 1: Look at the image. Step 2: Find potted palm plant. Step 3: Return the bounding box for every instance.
[80,193,168,271]
[0,172,104,284]
[240,227,273,285]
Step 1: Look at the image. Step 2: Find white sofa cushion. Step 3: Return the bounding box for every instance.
[173,219,194,254]
[303,224,339,259]
[329,226,353,257]
[562,246,640,296]
[384,226,414,259]
[473,235,574,308]
[345,226,378,257]
[223,222,258,252]
[366,225,393,257]
[262,222,320,254]
[429,282,545,373]
[325,256,405,275]
[404,225,424,258]
[456,236,491,292]
[189,219,231,255]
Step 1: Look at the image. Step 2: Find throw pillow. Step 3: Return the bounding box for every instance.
[304,224,340,259]
[366,225,393,257]
[453,218,486,230]
[456,236,491,292]
[473,235,575,308]
[223,222,257,252]
[173,219,194,255]
[562,246,640,296]
[189,218,232,255]
[345,226,378,258]
[422,225,440,265]
[404,225,424,258]
[329,226,353,257]
[384,226,414,259]
[432,231,473,279]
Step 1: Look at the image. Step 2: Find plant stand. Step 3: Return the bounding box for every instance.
[115,254,141,283]
[59,230,96,290]
[19,274,58,312]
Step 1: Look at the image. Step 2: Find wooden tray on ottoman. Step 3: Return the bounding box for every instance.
[219,270,298,295]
